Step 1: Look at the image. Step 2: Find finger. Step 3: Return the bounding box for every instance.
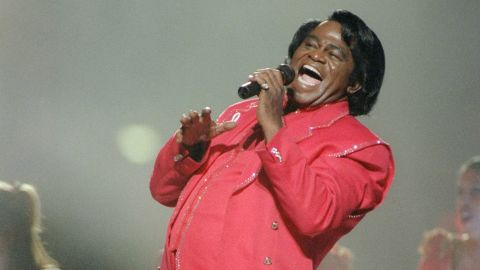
[251,69,283,92]
[222,121,237,131]
[201,106,211,115]
[189,110,200,125]
[180,113,192,127]
[212,121,237,136]
[247,73,269,93]
[174,129,183,143]
[250,71,267,84]
[264,69,283,90]
[200,107,212,124]
[255,69,282,92]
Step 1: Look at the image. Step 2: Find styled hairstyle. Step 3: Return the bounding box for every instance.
[458,155,480,175]
[0,181,59,270]
[287,10,385,116]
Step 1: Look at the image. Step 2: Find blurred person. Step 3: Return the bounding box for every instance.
[150,9,394,270]
[0,181,60,270]
[317,244,353,270]
[418,156,480,270]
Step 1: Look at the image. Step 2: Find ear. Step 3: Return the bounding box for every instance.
[346,81,362,95]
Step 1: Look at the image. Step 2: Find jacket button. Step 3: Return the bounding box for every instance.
[271,221,279,230]
[263,256,272,265]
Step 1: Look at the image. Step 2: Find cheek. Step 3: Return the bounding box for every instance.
[328,63,352,84]
[290,50,306,65]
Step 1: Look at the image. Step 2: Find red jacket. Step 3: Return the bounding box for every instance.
[150,100,394,270]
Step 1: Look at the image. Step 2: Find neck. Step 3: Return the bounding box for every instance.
[283,100,299,115]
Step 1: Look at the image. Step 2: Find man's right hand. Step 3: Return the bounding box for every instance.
[175,107,236,146]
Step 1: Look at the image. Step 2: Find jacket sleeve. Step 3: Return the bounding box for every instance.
[149,135,210,207]
[256,128,394,237]
[149,105,236,207]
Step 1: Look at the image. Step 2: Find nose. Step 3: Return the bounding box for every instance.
[308,50,326,63]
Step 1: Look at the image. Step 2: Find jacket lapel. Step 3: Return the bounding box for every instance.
[281,101,350,143]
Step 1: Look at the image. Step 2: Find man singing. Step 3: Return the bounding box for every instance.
[150,9,395,270]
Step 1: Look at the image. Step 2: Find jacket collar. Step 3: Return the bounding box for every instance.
[222,100,351,145]
[283,100,350,142]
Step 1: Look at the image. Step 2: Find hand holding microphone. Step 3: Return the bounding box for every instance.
[238,64,295,99]
[239,65,296,143]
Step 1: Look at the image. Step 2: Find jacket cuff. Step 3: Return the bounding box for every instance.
[255,127,302,169]
[165,137,210,176]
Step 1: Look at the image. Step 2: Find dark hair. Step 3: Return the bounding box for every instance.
[287,10,385,116]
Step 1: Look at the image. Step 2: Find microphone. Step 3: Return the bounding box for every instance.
[238,64,295,99]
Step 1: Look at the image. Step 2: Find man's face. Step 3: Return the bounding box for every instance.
[288,20,359,109]
[456,169,480,239]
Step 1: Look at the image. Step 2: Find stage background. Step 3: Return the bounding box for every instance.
[1,0,479,269]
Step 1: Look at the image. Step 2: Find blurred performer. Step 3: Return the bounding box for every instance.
[150,9,394,270]
[317,244,353,270]
[0,181,60,270]
[418,156,480,270]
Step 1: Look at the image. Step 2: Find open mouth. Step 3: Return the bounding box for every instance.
[298,64,322,86]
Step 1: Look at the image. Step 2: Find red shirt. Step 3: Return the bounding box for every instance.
[151,100,395,270]
[170,128,262,269]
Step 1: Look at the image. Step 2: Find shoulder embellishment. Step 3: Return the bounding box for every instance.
[231,112,241,122]
[295,112,349,142]
[327,140,385,158]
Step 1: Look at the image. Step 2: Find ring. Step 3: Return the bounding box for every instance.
[261,83,269,90]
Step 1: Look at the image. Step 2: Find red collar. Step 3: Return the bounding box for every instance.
[285,100,350,128]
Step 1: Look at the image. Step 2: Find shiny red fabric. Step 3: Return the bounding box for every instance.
[150,100,395,270]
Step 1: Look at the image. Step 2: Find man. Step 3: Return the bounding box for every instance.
[150,9,394,270]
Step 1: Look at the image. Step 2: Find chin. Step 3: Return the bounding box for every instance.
[287,90,312,105]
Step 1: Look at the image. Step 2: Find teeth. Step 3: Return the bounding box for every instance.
[303,65,321,79]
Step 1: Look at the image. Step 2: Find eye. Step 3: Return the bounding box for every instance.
[303,39,318,49]
[328,51,341,60]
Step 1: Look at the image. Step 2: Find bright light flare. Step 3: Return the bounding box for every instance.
[116,125,161,164]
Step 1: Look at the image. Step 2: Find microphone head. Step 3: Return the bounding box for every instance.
[277,64,295,85]
[238,64,296,100]
[238,81,258,99]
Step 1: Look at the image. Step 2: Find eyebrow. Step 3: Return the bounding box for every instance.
[326,44,347,59]
[305,34,348,59]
